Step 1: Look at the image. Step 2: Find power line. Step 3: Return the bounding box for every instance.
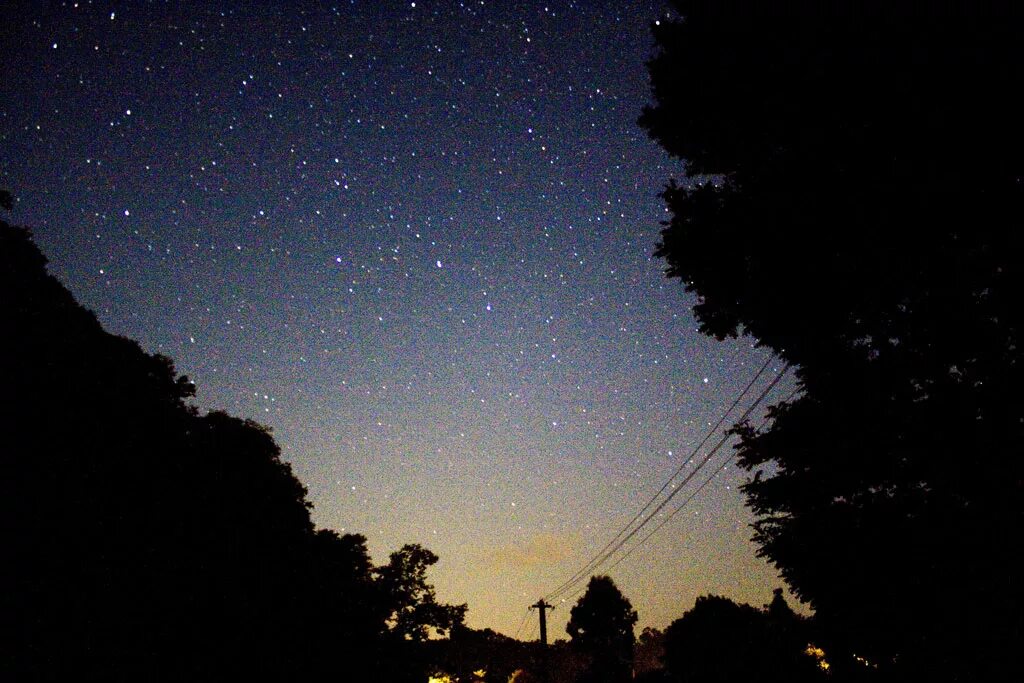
[606,453,737,573]
[525,616,538,643]
[545,363,790,602]
[512,608,532,640]
[605,379,800,573]
[541,355,776,601]
[545,364,785,601]
[553,452,748,607]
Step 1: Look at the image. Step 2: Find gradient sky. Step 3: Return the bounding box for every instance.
[2,0,795,639]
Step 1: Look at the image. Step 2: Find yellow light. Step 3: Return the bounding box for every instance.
[805,644,831,672]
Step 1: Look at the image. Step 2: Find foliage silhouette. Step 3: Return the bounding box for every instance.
[662,594,822,683]
[373,544,469,682]
[430,626,538,683]
[0,200,463,680]
[566,576,638,683]
[633,626,666,680]
[377,544,468,642]
[640,2,1023,679]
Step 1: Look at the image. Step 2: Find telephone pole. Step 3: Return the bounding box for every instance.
[530,598,554,683]
[529,598,553,645]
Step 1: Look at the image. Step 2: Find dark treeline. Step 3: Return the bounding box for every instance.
[641,1,1023,680]
[0,194,464,681]
[464,579,825,683]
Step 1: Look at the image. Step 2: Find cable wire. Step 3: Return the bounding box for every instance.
[512,608,532,640]
[605,376,799,573]
[607,454,736,574]
[545,363,789,602]
[541,355,776,601]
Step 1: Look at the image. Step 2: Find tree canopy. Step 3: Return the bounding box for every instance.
[566,576,638,683]
[376,544,468,642]
[641,2,1023,679]
[662,594,821,683]
[0,199,464,680]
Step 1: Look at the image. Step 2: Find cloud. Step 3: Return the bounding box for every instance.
[487,532,576,570]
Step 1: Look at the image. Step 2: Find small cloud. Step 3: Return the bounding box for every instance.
[488,532,576,570]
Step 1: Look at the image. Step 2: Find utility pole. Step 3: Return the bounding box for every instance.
[529,598,553,645]
[530,598,554,683]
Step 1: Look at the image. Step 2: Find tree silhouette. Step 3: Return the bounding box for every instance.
[640,3,1023,679]
[0,197,463,681]
[430,626,537,683]
[662,594,821,683]
[377,544,468,642]
[370,545,468,682]
[566,576,638,683]
[633,626,667,680]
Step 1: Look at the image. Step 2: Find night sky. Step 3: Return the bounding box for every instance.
[2,1,793,638]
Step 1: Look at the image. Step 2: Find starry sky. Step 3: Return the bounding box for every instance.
[2,0,794,638]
